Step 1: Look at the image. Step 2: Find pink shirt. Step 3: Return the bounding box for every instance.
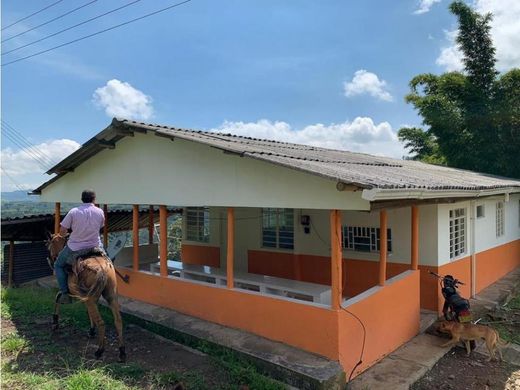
[61,203,105,251]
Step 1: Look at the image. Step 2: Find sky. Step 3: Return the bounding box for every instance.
[1,0,519,191]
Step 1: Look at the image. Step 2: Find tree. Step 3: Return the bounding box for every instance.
[399,1,520,179]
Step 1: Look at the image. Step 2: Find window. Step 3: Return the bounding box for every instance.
[449,208,466,259]
[476,205,485,218]
[343,226,392,253]
[262,208,294,249]
[496,202,505,237]
[186,207,210,242]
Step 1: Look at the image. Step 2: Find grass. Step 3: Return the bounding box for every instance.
[490,289,520,345]
[1,286,286,390]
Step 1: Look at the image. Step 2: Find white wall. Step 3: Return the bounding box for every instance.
[40,133,370,211]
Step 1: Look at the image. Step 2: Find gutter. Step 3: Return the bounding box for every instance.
[361,187,520,202]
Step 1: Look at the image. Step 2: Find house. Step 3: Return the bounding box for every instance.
[34,118,520,379]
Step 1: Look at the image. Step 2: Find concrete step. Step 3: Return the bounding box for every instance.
[419,309,438,334]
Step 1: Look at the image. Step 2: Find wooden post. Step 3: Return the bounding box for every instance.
[103,204,109,248]
[54,202,61,234]
[148,205,155,244]
[159,205,168,277]
[330,210,342,310]
[8,240,14,287]
[227,208,235,289]
[378,209,388,286]
[411,205,419,271]
[132,205,139,271]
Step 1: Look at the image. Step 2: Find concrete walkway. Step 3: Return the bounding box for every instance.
[349,267,520,390]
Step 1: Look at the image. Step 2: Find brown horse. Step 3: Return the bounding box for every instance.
[47,233,126,362]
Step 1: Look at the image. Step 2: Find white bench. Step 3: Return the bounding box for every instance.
[149,260,331,305]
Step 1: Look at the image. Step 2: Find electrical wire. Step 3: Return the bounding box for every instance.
[0,167,31,192]
[1,120,55,166]
[1,123,55,169]
[2,0,192,67]
[2,0,143,56]
[2,0,99,44]
[2,0,66,31]
[1,129,51,171]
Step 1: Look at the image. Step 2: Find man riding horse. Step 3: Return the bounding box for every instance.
[55,189,106,304]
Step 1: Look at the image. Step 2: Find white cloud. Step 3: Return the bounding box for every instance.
[93,79,153,120]
[1,139,80,191]
[211,117,405,158]
[414,0,442,14]
[436,0,520,71]
[343,70,393,102]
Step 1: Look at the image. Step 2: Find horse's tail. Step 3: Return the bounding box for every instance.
[70,258,108,302]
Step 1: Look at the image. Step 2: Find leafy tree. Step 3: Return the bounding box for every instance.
[399,1,520,179]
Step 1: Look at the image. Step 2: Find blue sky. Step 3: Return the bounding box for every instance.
[2,0,519,191]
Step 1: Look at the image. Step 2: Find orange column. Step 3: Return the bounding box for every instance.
[132,205,139,271]
[103,204,108,248]
[159,205,168,277]
[411,205,419,270]
[227,207,235,289]
[148,205,155,244]
[54,202,61,234]
[330,209,342,310]
[378,209,388,286]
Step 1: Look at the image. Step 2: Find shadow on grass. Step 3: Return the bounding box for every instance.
[1,286,284,390]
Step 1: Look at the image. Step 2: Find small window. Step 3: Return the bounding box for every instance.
[186,207,210,242]
[262,208,294,249]
[476,205,485,218]
[449,208,466,259]
[496,202,505,237]
[343,226,392,253]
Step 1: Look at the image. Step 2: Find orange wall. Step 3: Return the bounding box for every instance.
[181,244,220,267]
[116,268,339,360]
[339,270,420,378]
[476,240,520,292]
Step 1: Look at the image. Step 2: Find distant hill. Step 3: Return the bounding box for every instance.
[1,190,38,202]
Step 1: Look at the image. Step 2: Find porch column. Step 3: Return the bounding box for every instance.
[411,205,419,270]
[54,202,61,234]
[227,207,235,289]
[378,209,388,286]
[159,205,168,277]
[8,240,14,287]
[148,205,155,244]
[132,205,139,271]
[330,209,342,310]
[103,204,108,248]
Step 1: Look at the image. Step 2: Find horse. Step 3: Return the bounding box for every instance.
[47,233,126,362]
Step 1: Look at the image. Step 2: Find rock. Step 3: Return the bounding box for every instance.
[448,374,455,380]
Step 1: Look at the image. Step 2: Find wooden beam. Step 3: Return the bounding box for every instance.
[159,205,168,277]
[54,202,61,234]
[330,210,342,310]
[148,205,155,244]
[227,208,235,289]
[114,127,134,137]
[8,240,14,288]
[132,205,139,271]
[378,209,388,286]
[103,204,109,248]
[411,206,419,271]
[97,140,116,149]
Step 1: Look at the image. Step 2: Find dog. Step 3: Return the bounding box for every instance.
[438,320,507,361]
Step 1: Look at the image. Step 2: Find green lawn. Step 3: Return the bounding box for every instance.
[1,286,285,390]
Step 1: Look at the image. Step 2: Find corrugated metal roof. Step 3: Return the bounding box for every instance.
[1,208,181,241]
[33,118,520,195]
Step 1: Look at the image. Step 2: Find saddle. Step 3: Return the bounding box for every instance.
[65,248,110,277]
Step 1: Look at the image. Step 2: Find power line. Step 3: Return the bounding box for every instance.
[2,0,143,56]
[1,121,55,168]
[2,0,99,44]
[2,0,66,32]
[1,167,30,192]
[1,125,53,170]
[2,0,192,67]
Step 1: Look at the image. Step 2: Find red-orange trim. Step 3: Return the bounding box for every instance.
[159,205,168,277]
[148,205,155,245]
[227,208,235,289]
[330,210,342,310]
[476,240,520,292]
[378,210,388,286]
[181,245,220,267]
[411,205,419,270]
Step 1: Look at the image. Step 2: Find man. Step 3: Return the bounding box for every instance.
[55,189,105,304]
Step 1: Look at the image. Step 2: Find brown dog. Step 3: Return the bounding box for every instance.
[438,321,507,361]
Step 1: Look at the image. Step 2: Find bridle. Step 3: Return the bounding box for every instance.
[46,234,67,270]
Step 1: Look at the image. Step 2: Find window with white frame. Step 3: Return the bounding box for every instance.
[186,207,210,242]
[449,208,466,259]
[496,202,505,237]
[262,208,294,249]
[343,226,392,253]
